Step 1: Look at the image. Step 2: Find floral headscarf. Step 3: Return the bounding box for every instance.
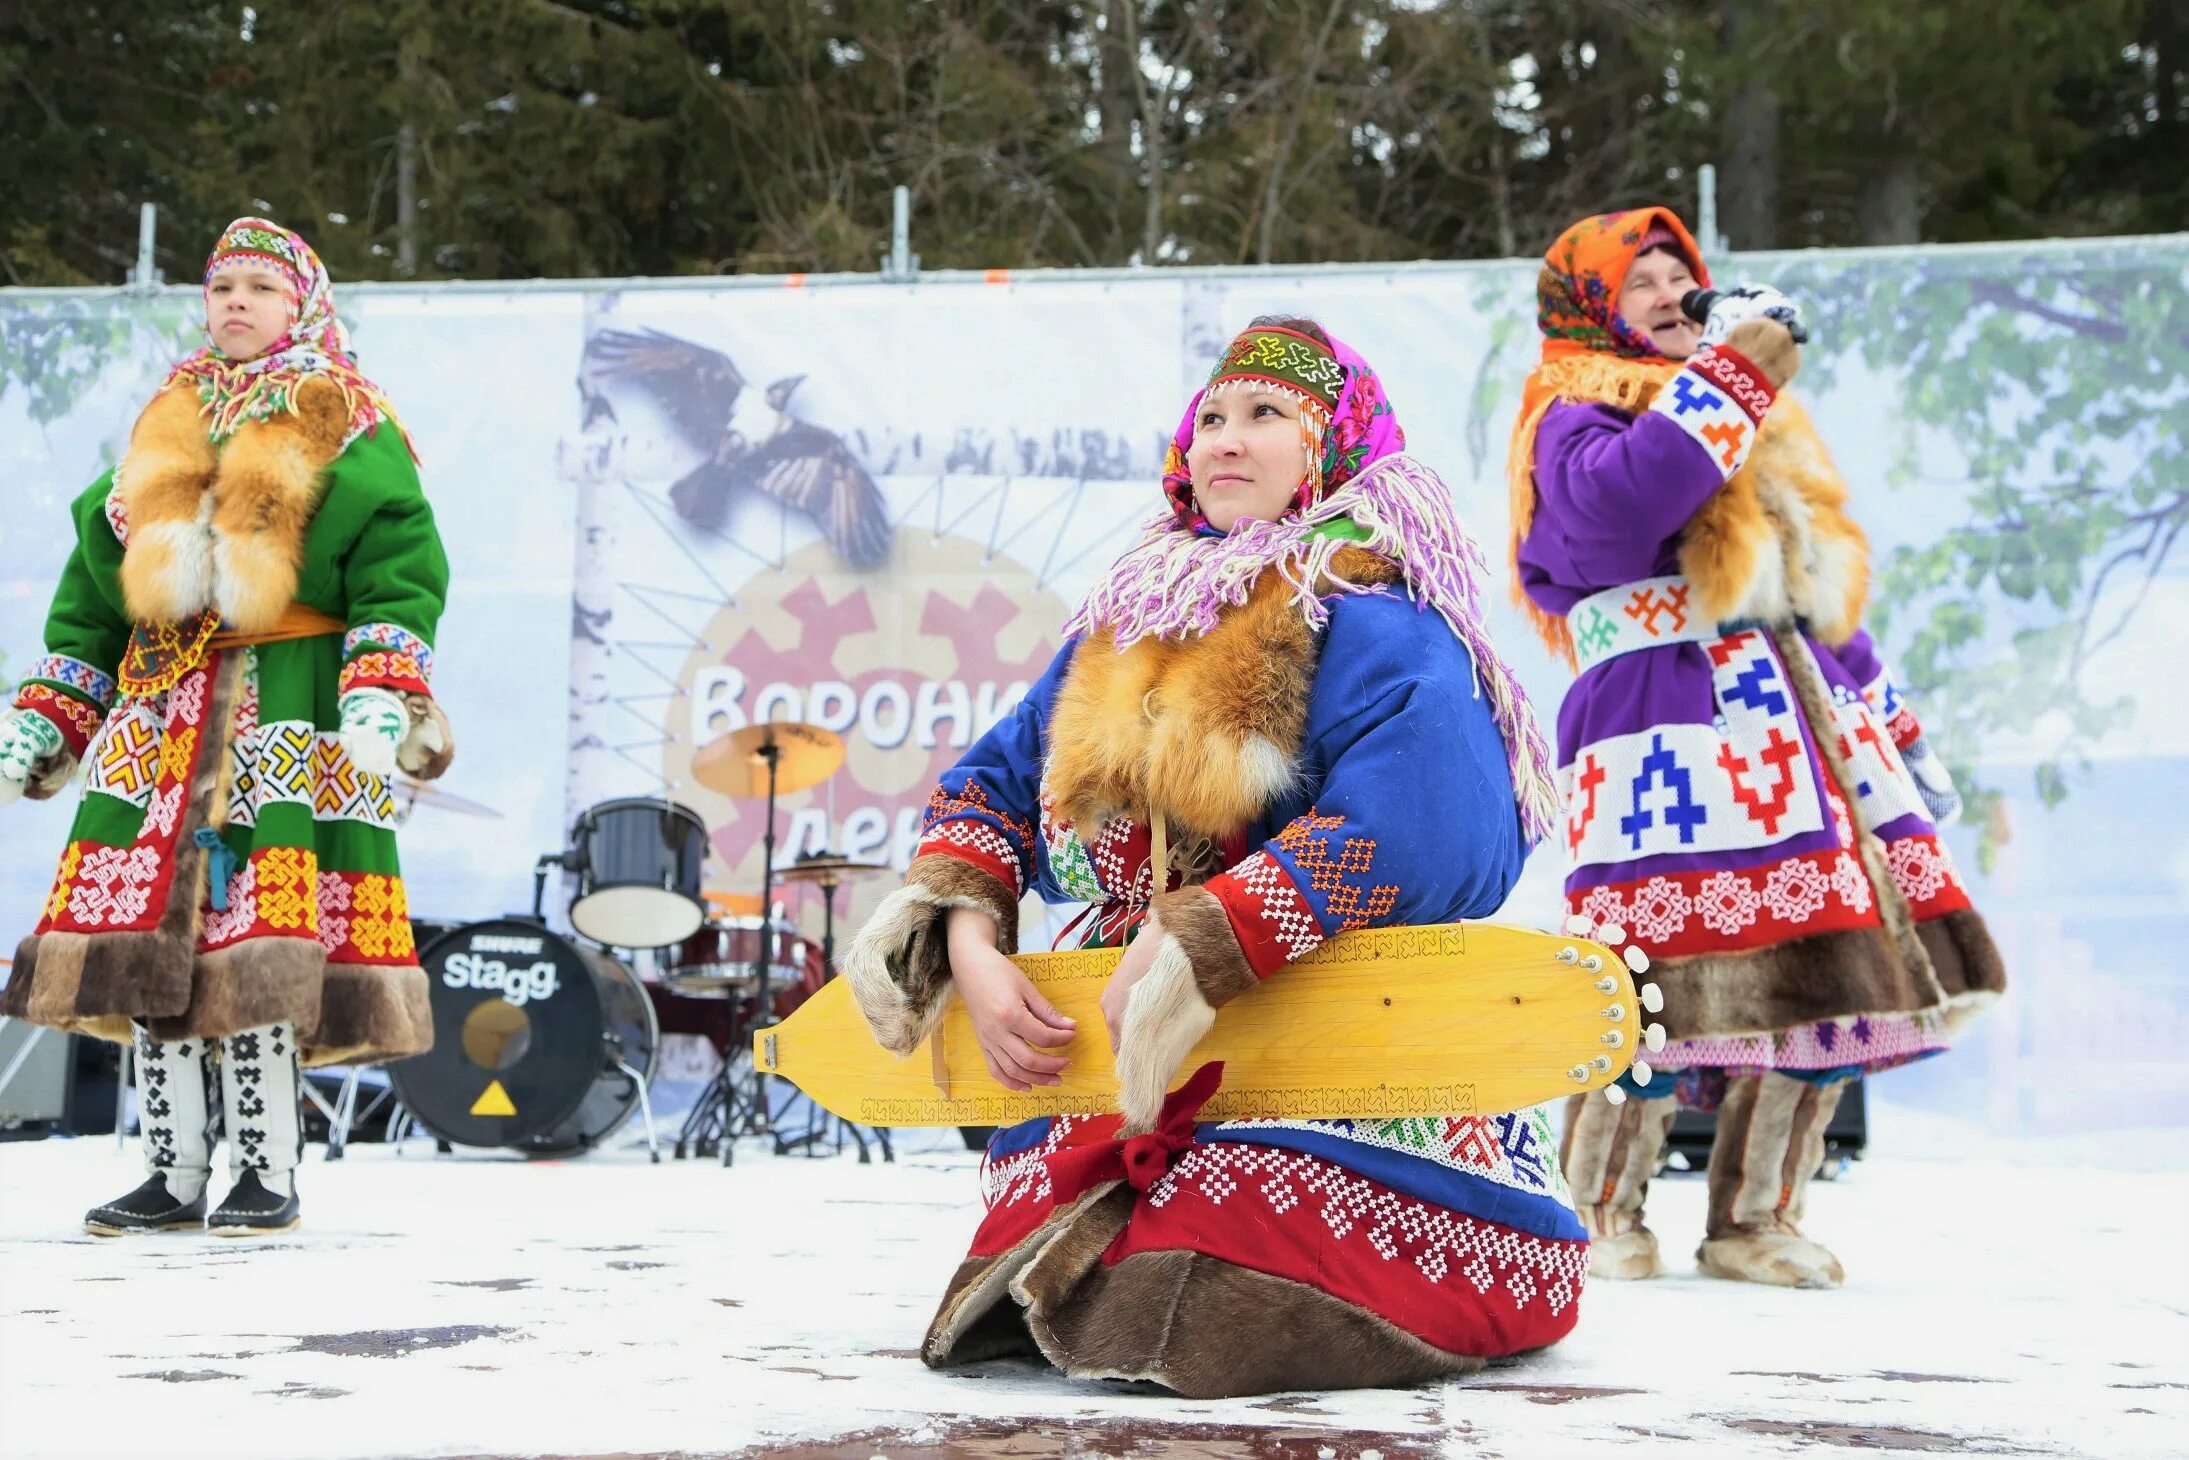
[1070,320,1560,842]
[1507,207,1713,661]
[161,216,414,457]
[1534,207,1712,364]
[1159,323,1405,528]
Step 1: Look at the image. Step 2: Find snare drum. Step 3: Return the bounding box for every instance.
[567,798,709,949]
[664,916,806,999]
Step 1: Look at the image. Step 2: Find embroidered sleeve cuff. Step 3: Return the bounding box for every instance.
[1647,345,1776,481]
[338,649,432,699]
[1859,669,1924,750]
[913,819,1024,898]
[342,623,434,698]
[12,682,105,758]
[1202,849,1326,979]
[22,654,116,710]
[917,779,1036,898]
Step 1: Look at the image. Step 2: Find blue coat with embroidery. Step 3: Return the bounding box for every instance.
[912,586,1586,1261]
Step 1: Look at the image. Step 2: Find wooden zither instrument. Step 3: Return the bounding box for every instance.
[754,917,1668,1126]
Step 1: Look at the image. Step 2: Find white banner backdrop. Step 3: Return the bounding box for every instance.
[3,239,2183,1138]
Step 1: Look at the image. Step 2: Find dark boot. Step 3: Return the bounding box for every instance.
[84,1173,208,1236]
[211,1022,304,1236]
[85,1027,219,1236]
[207,1169,301,1235]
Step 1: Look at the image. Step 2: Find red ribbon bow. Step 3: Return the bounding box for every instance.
[1045,1061,1226,1203]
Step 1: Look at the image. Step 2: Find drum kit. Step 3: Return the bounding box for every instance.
[386,719,890,1166]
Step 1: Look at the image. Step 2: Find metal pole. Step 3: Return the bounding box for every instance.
[130,203,158,288]
[882,185,918,281]
[1697,163,1729,256]
[114,1039,131,1152]
[0,1018,46,1105]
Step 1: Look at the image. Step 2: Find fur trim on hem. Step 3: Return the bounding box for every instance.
[843,854,1018,1055]
[146,936,322,1045]
[924,1185,1121,1369]
[1916,906,2008,1038]
[926,1154,1492,1396]
[307,961,433,1067]
[1,929,194,1031]
[1650,923,1946,1043]
[1025,1241,1476,1396]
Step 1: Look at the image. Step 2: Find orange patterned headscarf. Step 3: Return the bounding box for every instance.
[1505,207,1711,663]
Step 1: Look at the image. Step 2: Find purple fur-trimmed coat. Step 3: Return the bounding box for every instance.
[1517,388,2005,1070]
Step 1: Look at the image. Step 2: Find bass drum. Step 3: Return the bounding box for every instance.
[390,919,658,1156]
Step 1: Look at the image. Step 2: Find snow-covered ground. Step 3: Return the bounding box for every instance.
[1,1106,2184,1460]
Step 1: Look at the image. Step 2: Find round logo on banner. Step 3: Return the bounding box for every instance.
[665,533,1065,930]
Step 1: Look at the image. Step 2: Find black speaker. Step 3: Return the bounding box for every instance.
[1665,1078,1867,1171]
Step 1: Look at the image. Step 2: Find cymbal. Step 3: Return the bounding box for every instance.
[701,888,765,919]
[392,778,504,819]
[777,856,889,887]
[691,721,845,798]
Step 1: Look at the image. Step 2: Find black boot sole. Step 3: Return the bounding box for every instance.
[85,1213,206,1237]
[209,1215,301,1237]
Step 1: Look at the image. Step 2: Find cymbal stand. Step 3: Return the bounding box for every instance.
[675,740,787,1165]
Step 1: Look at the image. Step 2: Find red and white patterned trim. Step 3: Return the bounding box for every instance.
[199,848,417,964]
[337,650,431,699]
[104,486,130,545]
[915,818,1023,896]
[1883,834,1971,918]
[343,623,434,679]
[1567,846,1880,959]
[1145,1142,1587,1310]
[13,682,105,758]
[1129,1142,1587,1355]
[23,654,116,708]
[34,663,215,936]
[1206,848,1323,977]
[1648,345,1775,479]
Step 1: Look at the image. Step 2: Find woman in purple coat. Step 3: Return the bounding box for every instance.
[1507,209,2007,1288]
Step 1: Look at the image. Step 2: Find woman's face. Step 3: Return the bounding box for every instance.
[1617,246,1701,359]
[205,265,294,361]
[1186,385,1311,531]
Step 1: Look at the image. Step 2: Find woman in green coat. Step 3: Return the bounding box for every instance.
[0,217,452,1234]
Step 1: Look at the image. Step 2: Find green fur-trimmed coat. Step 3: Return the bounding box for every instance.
[3,387,450,1066]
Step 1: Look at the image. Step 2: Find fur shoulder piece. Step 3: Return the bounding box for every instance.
[1046,568,1316,841]
[1676,393,1869,644]
[117,376,349,632]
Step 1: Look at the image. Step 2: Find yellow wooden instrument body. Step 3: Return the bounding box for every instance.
[753,921,1646,1126]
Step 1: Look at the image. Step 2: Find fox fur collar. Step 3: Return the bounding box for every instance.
[115,378,349,633]
[1045,545,1400,841]
[1509,357,1870,661]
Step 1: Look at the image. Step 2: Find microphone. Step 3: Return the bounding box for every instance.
[1681,287,1810,344]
